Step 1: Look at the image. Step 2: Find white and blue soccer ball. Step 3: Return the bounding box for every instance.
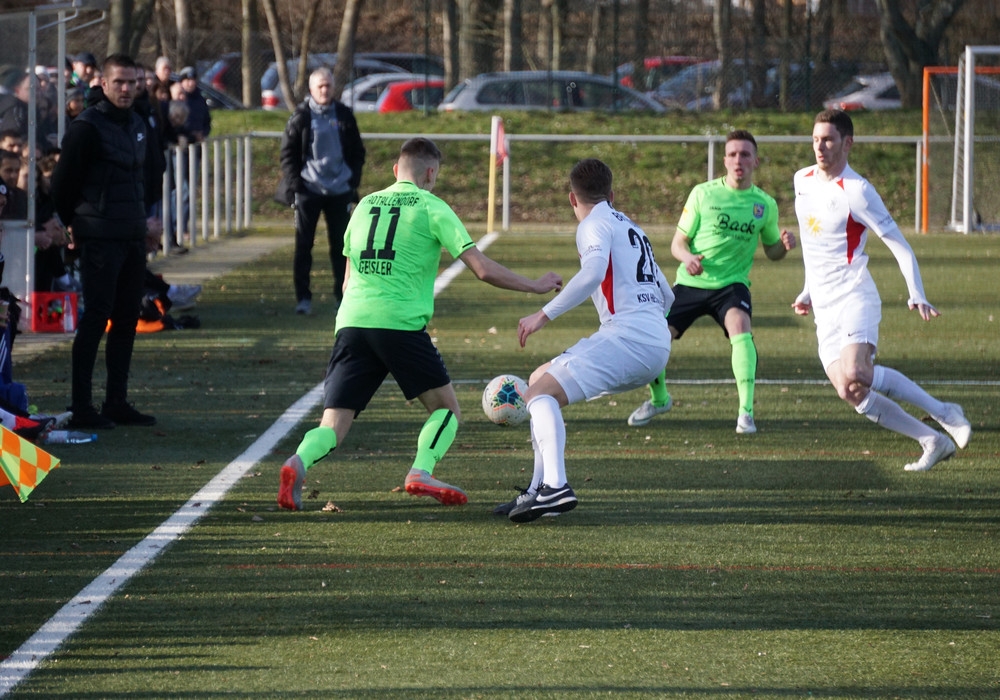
[482,374,529,426]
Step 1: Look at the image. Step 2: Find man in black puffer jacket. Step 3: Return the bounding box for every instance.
[277,66,365,316]
[52,54,158,430]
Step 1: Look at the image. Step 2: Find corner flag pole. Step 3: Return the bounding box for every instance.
[487,115,504,233]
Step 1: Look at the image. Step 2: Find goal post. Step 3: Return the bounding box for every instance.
[923,47,1000,233]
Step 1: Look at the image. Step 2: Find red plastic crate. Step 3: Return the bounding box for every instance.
[30,292,78,333]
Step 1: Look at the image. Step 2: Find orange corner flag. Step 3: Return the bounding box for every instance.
[0,425,61,503]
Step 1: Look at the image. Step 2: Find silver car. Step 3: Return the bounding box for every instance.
[823,72,901,111]
[341,72,419,112]
[438,70,665,113]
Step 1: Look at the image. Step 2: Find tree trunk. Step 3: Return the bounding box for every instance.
[585,2,603,74]
[537,0,552,70]
[128,0,156,58]
[175,0,193,67]
[108,0,132,56]
[550,0,565,71]
[779,0,792,111]
[333,0,364,96]
[750,0,767,107]
[632,0,649,87]
[241,0,262,107]
[713,0,732,110]
[260,0,295,110]
[443,0,459,88]
[874,0,968,107]
[458,0,476,80]
[295,0,324,100]
[503,0,522,72]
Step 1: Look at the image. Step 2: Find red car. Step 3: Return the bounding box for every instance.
[615,55,703,91]
[375,78,446,112]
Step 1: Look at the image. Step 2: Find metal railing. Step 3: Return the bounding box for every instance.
[160,134,254,254]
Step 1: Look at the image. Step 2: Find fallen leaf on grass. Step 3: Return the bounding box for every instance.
[321,501,343,512]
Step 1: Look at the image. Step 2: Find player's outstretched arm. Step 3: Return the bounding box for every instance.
[459,247,562,294]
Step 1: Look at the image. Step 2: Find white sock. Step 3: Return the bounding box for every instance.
[526,394,567,488]
[856,390,938,442]
[0,407,17,430]
[871,365,946,419]
[527,423,544,493]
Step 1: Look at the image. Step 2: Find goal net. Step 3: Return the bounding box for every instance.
[923,47,1000,233]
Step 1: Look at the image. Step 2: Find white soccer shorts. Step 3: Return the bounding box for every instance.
[545,330,670,405]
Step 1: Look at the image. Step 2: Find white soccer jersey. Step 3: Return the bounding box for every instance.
[542,201,672,346]
[793,163,929,311]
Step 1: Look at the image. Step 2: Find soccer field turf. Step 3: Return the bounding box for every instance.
[1,229,998,698]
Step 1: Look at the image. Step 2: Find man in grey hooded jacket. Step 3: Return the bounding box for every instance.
[278,67,366,315]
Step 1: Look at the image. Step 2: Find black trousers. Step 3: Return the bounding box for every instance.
[71,238,146,411]
[293,189,354,304]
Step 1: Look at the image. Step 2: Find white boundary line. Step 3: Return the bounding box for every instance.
[0,232,501,696]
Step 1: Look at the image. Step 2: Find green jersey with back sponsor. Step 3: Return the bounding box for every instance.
[336,180,477,332]
[674,177,781,290]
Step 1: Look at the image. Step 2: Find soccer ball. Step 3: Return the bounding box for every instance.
[482,374,529,426]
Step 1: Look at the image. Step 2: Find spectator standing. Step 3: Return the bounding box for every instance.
[177,67,210,142]
[154,56,173,88]
[69,52,98,90]
[278,66,365,315]
[51,54,158,430]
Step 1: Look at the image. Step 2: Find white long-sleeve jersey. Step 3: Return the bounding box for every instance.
[542,201,672,346]
[793,163,930,311]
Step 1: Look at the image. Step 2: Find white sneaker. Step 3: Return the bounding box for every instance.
[627,397,673,427]
[736,413,756,434]
[904,433,956,472]
[936,403,971,449]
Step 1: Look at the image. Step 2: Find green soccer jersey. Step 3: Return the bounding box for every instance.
[673,177,781,290]
[336,180,477,332]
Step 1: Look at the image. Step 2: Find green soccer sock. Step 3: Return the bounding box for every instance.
[412,408,458,475]
[731,332,758,417]
[295,426,338,470]
[647,368,671,407]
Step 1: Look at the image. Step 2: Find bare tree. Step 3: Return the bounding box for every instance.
[260,0,294,110]
[443,0,460,87]
[107,0,156,58]
[241,0,263,107]
[503,0,523,72]
[874,0,968,106]
[713,0,732,110]
[294,0,324,100]
[332,0,364,96]
[749,0,768,106]
[175,0,193,66]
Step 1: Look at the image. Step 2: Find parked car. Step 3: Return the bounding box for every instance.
[374,78,446,113]
[614,55,703,91]
[823,72,901,110]
[201,51,274,99]
[340,72,418,111]
[438,71,665,113]
[260,54,407,110]
[651,60,752,110]
[354,52,444,77]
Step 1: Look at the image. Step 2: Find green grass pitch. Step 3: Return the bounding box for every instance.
[1,229,997,698]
